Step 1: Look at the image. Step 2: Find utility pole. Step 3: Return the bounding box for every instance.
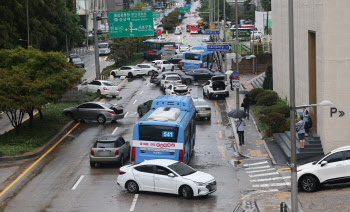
[217,0,219,28]
[85,0,89,50]
[213,0,215,28]
[235,0,239,109]
[288,0,298,211]
[93,12,101,80]
[65,0,69,55]
[26,0,29,46]
[209,0,212,23]
[222,0,226,74]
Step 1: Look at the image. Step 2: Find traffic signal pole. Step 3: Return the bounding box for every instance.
[93,12,101,80]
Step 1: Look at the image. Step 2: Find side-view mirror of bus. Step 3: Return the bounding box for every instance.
[168,173,176,177]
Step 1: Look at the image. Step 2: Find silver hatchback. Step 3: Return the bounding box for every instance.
[63,102,124,124]
[193,98,211,120]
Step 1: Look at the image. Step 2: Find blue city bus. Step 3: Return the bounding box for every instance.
[182,50,214,70]
[131,95,196,164]
[142,39,176,60]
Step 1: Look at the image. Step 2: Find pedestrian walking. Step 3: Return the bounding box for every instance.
[236,118,246,146]
[166,30,168,38]
[302,108,310,136]
[242,95,250,120]
[296,116,306,149]
[229,74,234,91]
[181,39,185,45]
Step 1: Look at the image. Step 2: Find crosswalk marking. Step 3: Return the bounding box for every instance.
[245,165,270,170]
[250,176,291,183]
[252,182,291,188]
[249,172,279,178]
[243,161,268,167]
[246,168,275,174]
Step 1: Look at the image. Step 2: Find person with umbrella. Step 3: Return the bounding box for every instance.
[242,94,250,120]
[236,118,246,146]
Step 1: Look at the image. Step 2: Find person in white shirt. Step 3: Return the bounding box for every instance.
[236,118,246,146]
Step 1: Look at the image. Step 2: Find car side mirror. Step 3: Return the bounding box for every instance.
[168,173,175,177]
[321,161,328,167]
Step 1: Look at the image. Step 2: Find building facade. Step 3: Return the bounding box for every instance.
[272,0,350,153]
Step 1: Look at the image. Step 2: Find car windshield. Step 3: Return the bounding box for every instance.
[194,100,207,106]
[102,82,115,86]
[72,58,81,62]
[168,162,196,176]
[95,141,114,148]
[98,43,108,48]
[167,76,180,81]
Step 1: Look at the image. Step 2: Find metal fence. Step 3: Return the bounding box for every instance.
[68,45,94,56]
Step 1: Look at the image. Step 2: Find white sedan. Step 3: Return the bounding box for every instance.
[78,80,119,97]
[117,159,217,199]
[110,66,146,78]
[136,63,160,75]
[202,35,210,42]
[165,84,191,96]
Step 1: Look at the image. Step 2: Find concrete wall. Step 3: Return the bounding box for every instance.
[272,0,350,153]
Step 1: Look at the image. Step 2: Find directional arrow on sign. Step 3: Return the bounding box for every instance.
[339,111,345,117]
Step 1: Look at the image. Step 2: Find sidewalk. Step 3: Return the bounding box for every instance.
[225,74,302,212]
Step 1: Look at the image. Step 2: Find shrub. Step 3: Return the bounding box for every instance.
[250,88,264,104]
[256,93,278,106]
[255,90,277,103]
[263,64,273,90]
[260,112,285,133]
[260,103,289,118]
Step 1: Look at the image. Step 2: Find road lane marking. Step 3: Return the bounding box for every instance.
[246,168,276,174]
[130,194,139,211]
[250,176,291,183]
[277,168,291,173]
[243,161,268,167]
[0,122,80,198]
[217,120,220,126]
[146,83,149,86]
[112,127,119,135]
[245,165,271,170]
[252,182,291,188]
[124,112,129,117]
[118,77,128,88]
[140,91,144,95]
[133,100,137,104]
[71,175,84,190]
[219,131,222,139]
[240,189,279,201]
[214,101,217,106]
[100,98,105,102]
[215,110,218,115]
[249,172,279,178]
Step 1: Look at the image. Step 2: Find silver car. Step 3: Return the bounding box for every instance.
[193,98,211,120]
[90,135,131,167]
[63,102,124,124]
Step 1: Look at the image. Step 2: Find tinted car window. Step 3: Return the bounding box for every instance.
[78,103,90,109]
[90,103,104,109]
[134,165,154,173]
[168,162,196,176]
[116,138,125,147]
[95,141,115,148]
[345,151,350,160]
[323,152,343,163]
[155,166,172,176]
[102,82,115,86]
[167,76,180,81]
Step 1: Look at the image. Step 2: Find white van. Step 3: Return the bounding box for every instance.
[98,43,110,55]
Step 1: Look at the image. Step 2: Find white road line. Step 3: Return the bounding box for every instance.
[133,100,137,104]
[243,161,268,167]
[246,168,276,174]
[112,127,119,135]
[130,194,139,211]
[146,83,149,86]
[249,172,279,178]
[252,182,291,188]
[245,165,271,170]
[250,176,291,183]
[124,112,129,117]
[140,91,144,95]
[71,175,84,190]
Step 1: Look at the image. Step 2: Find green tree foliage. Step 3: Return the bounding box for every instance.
[260,112,285,133]
[243,0,256,22]
[263,64,273,90]
[260,0,271,11]
[108,37,146,65]
[162,9,184,32]
[0,47,84,132]
[0,0,84,51]
[198,0,233,23]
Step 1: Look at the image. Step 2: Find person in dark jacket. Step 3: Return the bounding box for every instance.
[242,94,250,120]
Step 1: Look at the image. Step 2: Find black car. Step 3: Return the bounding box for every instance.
[137,100,153,117]
[185,68,224,81]
[167,54,183,69]
[70,57,85,68]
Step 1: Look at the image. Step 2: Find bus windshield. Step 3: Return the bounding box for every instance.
[139,125,179,142]
[98,43,108,48]
[185,53,201,60]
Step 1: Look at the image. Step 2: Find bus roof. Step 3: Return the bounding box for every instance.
[140,108,188,125]
[151,95,194,112]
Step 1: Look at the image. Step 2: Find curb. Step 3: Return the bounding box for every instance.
[0,121,76,162]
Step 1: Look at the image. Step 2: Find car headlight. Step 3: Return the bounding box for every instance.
[193,181,206,186]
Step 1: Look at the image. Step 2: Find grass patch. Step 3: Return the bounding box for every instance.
[0,93,98,157]
[101,53,144,76]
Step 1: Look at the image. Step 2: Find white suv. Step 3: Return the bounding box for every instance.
[152,60,175,72]
[297,145,350,192]
[160,74,182,90]
[203,76,229,99]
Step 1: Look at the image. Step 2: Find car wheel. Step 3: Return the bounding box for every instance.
[138,108,143,117]
[97,90,102,96]
[148,71,153,76]
[112,95,116,98]
[207,91,211,99]
[300,175,319,192]
[126,181,139,193]
[202,90,206,98]
[118,155,124,167]
[185,78,191,85]
[162,68,165,72]
[180,185,193,199]
[111,72,116,77]
[97,115,106,124]
[128,72,133,78]
[171,66,174,71]
[90,161,96,168]
[207,116,211,120]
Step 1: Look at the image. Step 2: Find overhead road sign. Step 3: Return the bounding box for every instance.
[153,13,160,17]
[180,7,190,13]
[207,44,230,51]
[232,28,251,38]
[108,11,154,38]
[184,4,191,7]
[205,30,220,35]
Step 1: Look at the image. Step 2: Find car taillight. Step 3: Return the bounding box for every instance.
[165,80,169,83]
[200,63,203,68]
[91,150,94,156]
[115,149,119,155]
[157,68,160,70]
[172,92,175,94]
[117,89,120,91]
[177,80,182,83]
[175,52,177,55]
[108,110,115,114]
[103,87,108,90]
[131,147,136,162]
[209,86,212,88]
[119,170,126,175]
[179,150,183,162]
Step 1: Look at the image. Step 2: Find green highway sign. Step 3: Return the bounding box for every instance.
[108,11,154,38]
[233,28,251,38]
[180,7,190,13]
[153,13,160,18]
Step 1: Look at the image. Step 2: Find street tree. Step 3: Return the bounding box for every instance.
[243,0,256,22]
